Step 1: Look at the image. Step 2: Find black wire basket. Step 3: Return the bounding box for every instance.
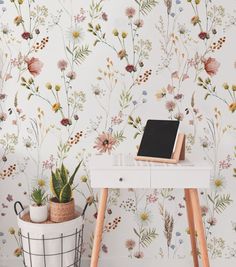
[14,201,88,267]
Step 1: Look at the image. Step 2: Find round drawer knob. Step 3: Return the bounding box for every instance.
[119,177,123,182]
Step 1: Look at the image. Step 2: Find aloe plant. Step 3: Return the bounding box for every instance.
[50,161,82,203]
[31,187,47,206]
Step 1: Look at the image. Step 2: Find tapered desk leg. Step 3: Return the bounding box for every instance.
[190,189,210,267]
[185,189,199,267]
[90,188,108,267]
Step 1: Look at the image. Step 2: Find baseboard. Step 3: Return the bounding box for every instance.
[1,257,236,267]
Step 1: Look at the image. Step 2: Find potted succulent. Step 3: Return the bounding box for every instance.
[50,161,82,223]
[30,187,48,223]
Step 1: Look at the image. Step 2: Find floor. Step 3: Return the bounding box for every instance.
[1,258,236,267]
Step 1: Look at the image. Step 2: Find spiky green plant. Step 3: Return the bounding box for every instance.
[50,161,82,203]
[31,187,47,206]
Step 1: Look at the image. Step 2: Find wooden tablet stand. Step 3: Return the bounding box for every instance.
[135,133,185,164]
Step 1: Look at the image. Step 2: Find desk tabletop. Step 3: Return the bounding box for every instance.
[90,153,211,170]
[89,154,211,189]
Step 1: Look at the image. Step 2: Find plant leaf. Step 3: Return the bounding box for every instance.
[69,160,83,185]
[50,171,63,199]
[59,183,72,203]
[60,163,68,185]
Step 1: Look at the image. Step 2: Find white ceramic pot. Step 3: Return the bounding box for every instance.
[30,204,48,223]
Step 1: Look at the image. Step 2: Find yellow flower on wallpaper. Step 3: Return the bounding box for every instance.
[67,26,84,43]
[229,103,236,112]
[52,103,61,112]
[37,179,46,187]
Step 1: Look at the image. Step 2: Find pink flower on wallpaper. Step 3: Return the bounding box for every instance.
[25,57,43,77]
[0,112,7,121]
[57,59,68,71]
[134,19,144,28]
[182,73,189,81]
[101,12,108,21]
[125,7,136,18]
[94,132,117,154]
[66,71,77,80]
[165,100,176,112]
[171,71,179,79]
[203,57,220,77]
[167,84,174,94]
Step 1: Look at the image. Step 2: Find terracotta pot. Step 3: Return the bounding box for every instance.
[50,198,75,223]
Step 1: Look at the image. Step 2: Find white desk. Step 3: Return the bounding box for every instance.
[89,154,211,267]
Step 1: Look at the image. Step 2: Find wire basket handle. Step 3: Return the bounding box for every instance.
[14,201,24,216]
[82,202,88,218]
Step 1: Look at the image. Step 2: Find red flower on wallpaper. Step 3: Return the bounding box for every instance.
[203,57,220,77]
[21,32,31,40]
[125,64,135,72]
[25,57,43,77]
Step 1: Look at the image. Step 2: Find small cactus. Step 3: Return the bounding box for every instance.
[50,161,82,203]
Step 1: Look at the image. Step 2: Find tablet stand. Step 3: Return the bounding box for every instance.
[135,133,185,164]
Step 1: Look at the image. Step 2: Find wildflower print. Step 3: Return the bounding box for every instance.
[67,26,84,43]
[203,57,220,77]
[134,251,144,259]
[37,179,46,187]
[211,176,226,192]
[21,31,31,40]
[94,132,117,154]
[52,103,61,112]
[125,239,136,250]
[125,64,135,72]
[66,71,77,80]
[25,57,43,77]
[57,59,68,71]
[125,7,136,18]
[136,210,152,226]
[14,248,22,257]
[60,118,72,126]
[2,0,236,261]
[165,100,176,112]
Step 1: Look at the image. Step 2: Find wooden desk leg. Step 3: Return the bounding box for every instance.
[90,188,108,267]
[185,189,199,267]
[190,189,210,267]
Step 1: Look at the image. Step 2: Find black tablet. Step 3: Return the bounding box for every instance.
[137,120,180,159]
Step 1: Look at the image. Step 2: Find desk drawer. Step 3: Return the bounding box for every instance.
[151,169,210,188]
[91,169,150,188]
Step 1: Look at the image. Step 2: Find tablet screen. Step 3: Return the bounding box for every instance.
[137,120,179,159]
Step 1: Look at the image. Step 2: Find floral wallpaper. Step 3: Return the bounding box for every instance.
[0,0,236,263]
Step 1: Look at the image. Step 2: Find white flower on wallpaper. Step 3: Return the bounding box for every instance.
[0,0,236,262]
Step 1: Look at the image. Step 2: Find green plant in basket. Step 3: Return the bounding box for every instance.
[49,161,82,223]
[50,161,82,203]
[31,187,47,206]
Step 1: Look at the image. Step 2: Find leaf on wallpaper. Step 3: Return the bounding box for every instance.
[171,71,179,79]
[14,93,18,108]
[135,0,158,15]
[66,45,91,65]
[4,73,12,81]
[191,93,195,108]
[140,228,158,248]
[215,194,233,214]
